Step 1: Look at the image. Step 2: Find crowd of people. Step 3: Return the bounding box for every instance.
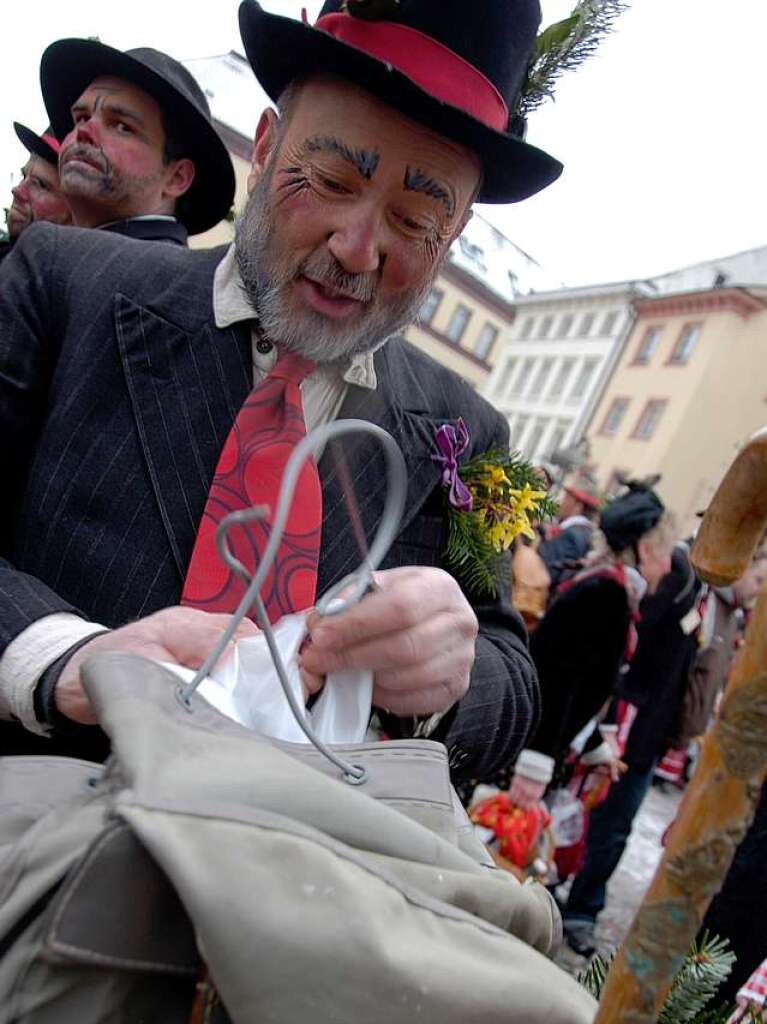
[1,0,766,1019]
[471,474,767,1010]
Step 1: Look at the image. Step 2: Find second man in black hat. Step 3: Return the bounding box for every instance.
[40,41,235,245]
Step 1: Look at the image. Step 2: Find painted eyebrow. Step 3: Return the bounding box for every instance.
[304,135,380,180]
[71,98,147,130]
[403,166,455,216]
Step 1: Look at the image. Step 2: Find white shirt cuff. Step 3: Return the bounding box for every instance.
[0,613,109,735]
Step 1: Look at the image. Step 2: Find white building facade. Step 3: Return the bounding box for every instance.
[484,283,645,462]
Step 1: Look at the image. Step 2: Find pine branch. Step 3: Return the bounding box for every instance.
[578,952,614,998]
[519,0,628,116]
[659,933,736,1024]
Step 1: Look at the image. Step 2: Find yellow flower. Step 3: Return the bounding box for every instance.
[476,464,512,491]
[508,482,547,516]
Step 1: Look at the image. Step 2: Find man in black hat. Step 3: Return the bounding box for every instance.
[1,123,71,264]
[39,41,235,244]
[0,1,562,779]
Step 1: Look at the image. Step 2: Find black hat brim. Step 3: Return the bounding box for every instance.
[13,122,59,166]
[40,39,235,235]
[238,1,563,204]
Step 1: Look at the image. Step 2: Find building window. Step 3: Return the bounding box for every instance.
[556,313,574,339]
[631,399,668,440]
[577,312,595,337]
[600,397,630,436]
[418,287,442,325]
[568,358,600,402]
[545,419,572,457]
[445,304,472,343]
[510,414,530,450]
[525,416,550,458]
[633,326,663,365]
[511,357,536,395]
[517,315,535,340]
[528,357,555,399]
[547,357,576,401]
[474,322,499,361]
[601,310,619,336]
[668,323,701,365]
[492,356,518,397]
[536,314,554,340]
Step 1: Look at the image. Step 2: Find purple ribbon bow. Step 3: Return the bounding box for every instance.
[433,418,473,511]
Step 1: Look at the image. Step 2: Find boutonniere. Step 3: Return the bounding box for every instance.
[433,419,558,596]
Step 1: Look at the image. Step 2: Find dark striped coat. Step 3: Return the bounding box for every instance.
[0,223,538,779]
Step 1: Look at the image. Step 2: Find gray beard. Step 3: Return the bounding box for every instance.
[234,171,435,364]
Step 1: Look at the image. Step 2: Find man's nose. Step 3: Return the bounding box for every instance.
[74,118,98,146]
[11,180,30,202]
[326,207,383,275]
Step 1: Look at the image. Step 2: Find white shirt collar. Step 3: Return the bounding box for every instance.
[213,245,378,391]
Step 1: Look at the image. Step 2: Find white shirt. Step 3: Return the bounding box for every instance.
[0,245,378,733]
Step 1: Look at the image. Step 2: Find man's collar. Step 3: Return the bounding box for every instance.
[97,215,178,228]
[213,245,379,390]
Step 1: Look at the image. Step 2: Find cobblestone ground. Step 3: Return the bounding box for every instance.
[554,783,683,975]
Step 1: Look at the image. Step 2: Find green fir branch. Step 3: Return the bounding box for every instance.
[445,509,501,597]
[658,932,736,1024]
[518,0,628,117]
[580,933,738,1022]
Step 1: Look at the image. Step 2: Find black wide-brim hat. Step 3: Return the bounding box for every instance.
[40,40,235,235]
[13,122,60,166]
[238,0,563,204]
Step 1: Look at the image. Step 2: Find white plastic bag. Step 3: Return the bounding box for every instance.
[164,612,373,745]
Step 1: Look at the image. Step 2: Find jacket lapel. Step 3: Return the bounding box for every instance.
[115,294,251,577]
[317,343,447,593]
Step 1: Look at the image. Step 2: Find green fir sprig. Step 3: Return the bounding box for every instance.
[578,932,740,1023]
[443,448,557,598]
[517,0,628,118]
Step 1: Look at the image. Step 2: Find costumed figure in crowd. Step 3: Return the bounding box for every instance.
[655,550,767,786]
[1,122,70,263]
[39,41,235,244]
[527,480,673,778]
[561,537,702,957]
[538,477,602,592]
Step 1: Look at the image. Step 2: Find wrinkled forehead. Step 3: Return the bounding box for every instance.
[74,75,162,120]
[283,75,481,197]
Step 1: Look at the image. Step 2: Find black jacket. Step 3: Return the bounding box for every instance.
[0,223,538,779]
[529,569,631,767]
[619,545,701,771]
[99,217,189,246]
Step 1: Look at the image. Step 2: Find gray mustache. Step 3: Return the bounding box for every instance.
[299,252,377,303]
[60,145,108,174]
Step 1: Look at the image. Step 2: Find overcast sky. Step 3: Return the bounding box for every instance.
[3,1,765,286]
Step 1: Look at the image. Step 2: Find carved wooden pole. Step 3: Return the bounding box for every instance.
[595,428,767,1022]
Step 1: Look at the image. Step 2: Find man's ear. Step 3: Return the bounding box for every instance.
[162,157,196,201]
[247,107,280,194]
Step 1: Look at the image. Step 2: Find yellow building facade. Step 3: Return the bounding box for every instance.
[586,288,767,536]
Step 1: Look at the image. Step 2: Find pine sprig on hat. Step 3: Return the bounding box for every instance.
[517,0,628,117]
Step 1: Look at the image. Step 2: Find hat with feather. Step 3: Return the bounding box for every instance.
[239,0,574,204]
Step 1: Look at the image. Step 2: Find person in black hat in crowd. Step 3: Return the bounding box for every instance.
[1,122,71,264]
[0,1,561,778]
[38,41,235,244]
[538,480,602,593]
[561,537,702,958]
[527,481,674,775]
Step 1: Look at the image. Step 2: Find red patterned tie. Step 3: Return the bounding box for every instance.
[181,349,322,623]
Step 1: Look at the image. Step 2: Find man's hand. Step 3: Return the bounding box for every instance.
[299,567,478,716]
[55,607,259,724]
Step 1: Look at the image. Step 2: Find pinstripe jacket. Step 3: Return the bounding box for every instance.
[0,223,539,779]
